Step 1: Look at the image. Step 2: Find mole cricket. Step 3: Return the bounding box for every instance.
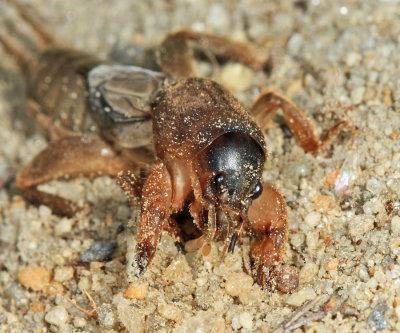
[1,2,347,292]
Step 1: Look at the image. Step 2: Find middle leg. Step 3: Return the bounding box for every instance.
[250,91,348,155]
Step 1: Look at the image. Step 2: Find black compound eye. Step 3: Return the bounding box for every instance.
[210,172,227,195]
[250,181,263,200]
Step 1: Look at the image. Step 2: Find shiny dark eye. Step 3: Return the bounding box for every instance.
[250,181,263,200]
[210,172,226,195]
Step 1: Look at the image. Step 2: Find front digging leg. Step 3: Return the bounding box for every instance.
[247,185,299,293]
[135,162,173,275]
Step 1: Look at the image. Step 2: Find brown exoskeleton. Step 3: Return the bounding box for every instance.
[1,3,347,292]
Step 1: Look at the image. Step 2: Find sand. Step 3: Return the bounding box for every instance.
[1,0,400,332]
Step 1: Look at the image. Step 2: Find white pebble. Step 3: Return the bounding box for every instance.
[366,178,383,195]
[351,86,365,104]
[73,317,86,328]
[305,212,321,228]
[225,272,253,297]
[287,33,304,54]
[158,304,183,322]
[98,304,115,329]
[239,312,253,330]
[366,277,378,290]
[54,218,73,236]
[39,205,52,218]
[306,233,319,252]
[45,306,69,326]
[197,277,207,287]
[346,52,361,67]
[54,266,74,282]
[358,266,370,282]
[370,200,384,215]
[231,315,241,330]
[364,199,384,215]
[220,63,254,91]
[348,216,374,237]
[391,216,400,235]
[374,269,386,285]
[363,201,373,215]
[78,276,91,291]
[287,287,316,307]
[375,165,385,177]
[299,263,319,283]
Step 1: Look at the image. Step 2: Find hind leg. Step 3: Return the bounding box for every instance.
[159,30,267,79]
[16,135,137,216]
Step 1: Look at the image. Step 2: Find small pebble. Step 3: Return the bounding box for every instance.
[239,312,253,330]
[287,287,316,307]
[287,33,304,54]
[314,195,335,213]
[115,293,145,332]
[54,266,74,282]
[358,266,370,282]
[158,304,183,322]
[44,281,64,295]
[4,285,28,307]
[346,52,361,67]
[220,63,253,91]
[366,178,383,195]
[305,212,321,228]
[90,261,105,270]
[38,205,52,219]
[225,272,253,298]
[172,311,224,333]
[231,315,241,330]
[18,266,51,291]
[30,302,45,313]
[54,218,74,236]
[306,232,319,252]
[78,276,91,291]
[299,263,319,283]
[73,316,87,328]
[45,306,69,327]
[367,303,388,331]
[326,169,340,185]
[364,200,384,215]
[164,258,192,284]
[375,165,385,177]
[98,303,115,329]
[325,258,339,271]
[80,241,116,262]
[366,278,378,290]
[348,216,374,237]
[363,201,373,215]
[391,216,400,235]
[351,86,365,104]
[125,283,148,300]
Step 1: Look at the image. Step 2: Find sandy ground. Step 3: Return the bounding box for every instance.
[1,0,400,332]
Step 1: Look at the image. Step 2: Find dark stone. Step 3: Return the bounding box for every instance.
[81,241,117,262]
